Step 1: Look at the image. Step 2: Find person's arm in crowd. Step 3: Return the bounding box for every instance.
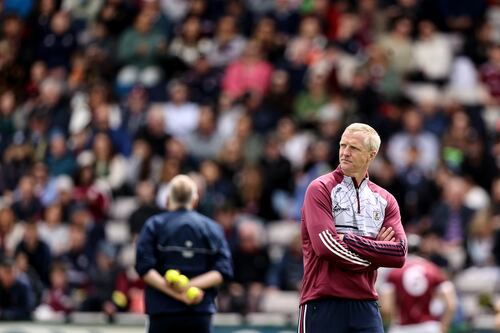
[342,194,407,268]
[436,281,457,333]
[303,179,374,272]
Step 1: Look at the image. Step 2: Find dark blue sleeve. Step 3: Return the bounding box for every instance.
[211,224,233,281]
[1,281,33,320]
[135,217,158,277]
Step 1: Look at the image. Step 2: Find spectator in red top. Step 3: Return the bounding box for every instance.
[39,261,74,316]
[222,40,273,101]
[480,43,500,105]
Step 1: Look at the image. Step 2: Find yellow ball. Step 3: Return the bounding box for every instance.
[186,287,201,301]
[112,290,128,307]
[177,275,189,289]
[165,269,180,283]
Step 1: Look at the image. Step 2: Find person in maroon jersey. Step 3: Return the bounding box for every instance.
[379,235,457,333]
[299,123,407,333]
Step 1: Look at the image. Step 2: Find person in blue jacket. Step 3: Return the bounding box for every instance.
[0,256,35,320]
[135,174,233,333]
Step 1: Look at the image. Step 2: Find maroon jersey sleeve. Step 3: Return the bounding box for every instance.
[343,193,407,268]
[303,178,373,271]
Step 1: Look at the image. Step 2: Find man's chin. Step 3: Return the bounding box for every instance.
[340,164,353,175]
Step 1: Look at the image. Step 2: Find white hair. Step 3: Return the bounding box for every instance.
[344,123,381,153]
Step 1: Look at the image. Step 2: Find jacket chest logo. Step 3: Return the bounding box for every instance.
[333,203,349,213]
[373,210,381,221]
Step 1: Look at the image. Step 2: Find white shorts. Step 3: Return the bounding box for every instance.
[389,321,441,333]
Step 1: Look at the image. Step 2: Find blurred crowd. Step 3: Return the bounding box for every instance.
[0,0,500,324]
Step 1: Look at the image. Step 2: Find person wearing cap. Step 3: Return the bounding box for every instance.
[0,256,35,320]
[135,174,233,333]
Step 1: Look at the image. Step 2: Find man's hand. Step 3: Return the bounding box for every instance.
[173,287,205,306]
[377,227,395,242]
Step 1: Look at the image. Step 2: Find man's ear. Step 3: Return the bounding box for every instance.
[192,192,200,209]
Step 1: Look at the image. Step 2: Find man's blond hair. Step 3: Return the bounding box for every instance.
[168,175,198,210]
[344,123,381,153]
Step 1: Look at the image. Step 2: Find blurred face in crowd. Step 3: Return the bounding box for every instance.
[200,160,220,184]
[444,177,467,209]
[40,0,57,15]
[299,16,321,39]
[216,16,236,40]
[18,176,35,201]
[161,158,181,182]
[0,265,16,288]
[51,11,70,35]
[145,108,165,135]
[197,105,216,134]
[254,17,275,42]
[241,40,262,62]
[30,61,47,85]
[418,20,436,39]
[277,117,296,140]
[270,70,289,93]
[238,222,258,252]
[127,87,148,114]
[93,133,113,160]
[40,79,63,106]
[93,104,111,130]
[68,224,87,251]
[402,108,423,134]
[23,223,40,249]
[2,16,23,40]
[275,0,292,10]
[32,162,49,187]
[45,204,62,226]
[0,208,15,234]
[50,266,67,289]
[183,16,201,41]
[165,138,186,160]
[190,0,207,15]
[135,13,153,34]
[169,83,188,104]
[492,178,500,203]
[50,134,67,158]
[489,45,500,64]
[136,180,155,204]
[89,84,110,110]
[394,17,412,37]
[0,90,15,116]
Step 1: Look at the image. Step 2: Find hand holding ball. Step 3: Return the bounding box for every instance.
[186,286,202,302]
[165,269,190,290]
[177,275,189,289]
[165,269,180,284]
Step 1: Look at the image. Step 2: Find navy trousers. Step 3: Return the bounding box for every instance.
[148,313,212,333]
[298,298,384,333]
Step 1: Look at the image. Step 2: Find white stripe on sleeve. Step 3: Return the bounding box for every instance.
[325,230,371,265]
[303,304,307,333]
[319,231,370,266]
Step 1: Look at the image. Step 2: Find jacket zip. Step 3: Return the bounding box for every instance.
[355,188,360,214]
[352,177,361,214]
